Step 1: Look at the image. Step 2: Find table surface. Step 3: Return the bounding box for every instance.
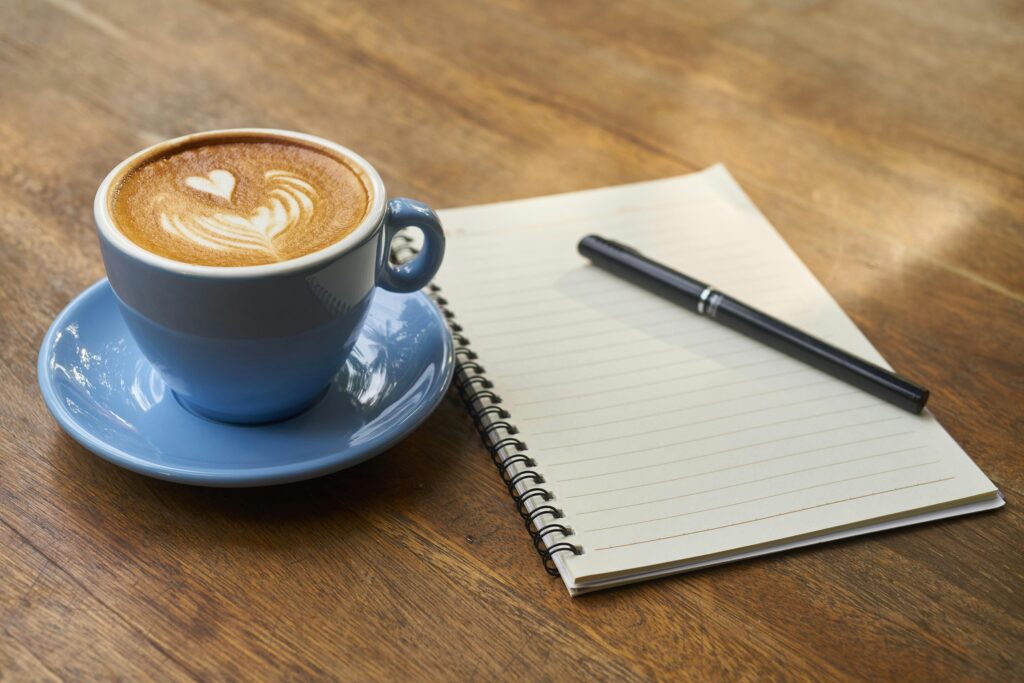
[1,1,1021,680]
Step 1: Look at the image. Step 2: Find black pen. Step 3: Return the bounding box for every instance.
[577,235,929,414]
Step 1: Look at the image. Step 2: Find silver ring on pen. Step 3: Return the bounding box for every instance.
[697,286,715,315]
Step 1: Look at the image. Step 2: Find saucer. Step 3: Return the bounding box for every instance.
[38,279,454,487]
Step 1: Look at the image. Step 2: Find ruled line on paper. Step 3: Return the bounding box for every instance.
[450,252,787,296]
[481,315,704,352]
[450,246,776,285]
[440,200,690,242]
[591,477,955,550]
[455,279,633,314]
[465,292,676,328]
[445,268,606,300]
[450,218,759,254]
[495,335,755,382]
[574,448,931,516]
[528,379,837,435]
[443,208,633,242]
[449,209,752,250]
[584,462,943,531]
[461,265,785,301]
[642,258,800,288]
[555,429,916,483]
[460,285,661,321]
[451,264,793,315]
[448,238,754,277]
[544,414,906,467]
[469,301,682,340]
[516,367,820,421]
[505,346,765,393]
[464,278,800,328]
[444,199,746,250]
[443,255,574,279]
[535,393,869,450]
[442,255,575,283]
[486,327,737,366]
[511,358,799,406]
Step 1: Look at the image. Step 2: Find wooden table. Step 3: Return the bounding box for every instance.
[1,1,1021,679]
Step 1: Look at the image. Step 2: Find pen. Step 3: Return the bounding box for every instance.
[577,235,930,414]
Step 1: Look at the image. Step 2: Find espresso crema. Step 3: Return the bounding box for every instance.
[108,134,372,267]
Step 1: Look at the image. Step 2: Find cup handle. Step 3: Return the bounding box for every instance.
[378,198,446,293]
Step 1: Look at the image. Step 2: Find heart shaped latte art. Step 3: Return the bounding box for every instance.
[185,169,236,201]
[160,169,316,258]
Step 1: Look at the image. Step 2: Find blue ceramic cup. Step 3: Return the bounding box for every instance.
[94,129,445,424]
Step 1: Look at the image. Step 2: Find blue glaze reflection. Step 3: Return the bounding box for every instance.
[49,317,149,453]
[38,280,454,486]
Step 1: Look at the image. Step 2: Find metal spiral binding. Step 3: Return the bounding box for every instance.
[390,232,582,576]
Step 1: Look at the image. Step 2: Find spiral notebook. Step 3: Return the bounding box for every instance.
[394,165,1002,595]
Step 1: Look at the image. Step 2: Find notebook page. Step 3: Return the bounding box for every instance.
[434,165,998,588]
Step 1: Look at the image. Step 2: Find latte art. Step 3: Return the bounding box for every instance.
[160,170,317,258]
[185,168,236,200]
[109,135,372,267]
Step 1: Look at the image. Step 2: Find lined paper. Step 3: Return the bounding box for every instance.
[434,165,999,592]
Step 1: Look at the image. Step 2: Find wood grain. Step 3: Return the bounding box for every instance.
[1,0,1021,680]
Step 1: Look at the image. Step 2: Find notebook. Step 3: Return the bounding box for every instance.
[394,165,1002,595]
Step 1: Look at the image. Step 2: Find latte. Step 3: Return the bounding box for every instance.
[109,133,372,266]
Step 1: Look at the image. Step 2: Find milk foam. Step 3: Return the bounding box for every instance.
[160,170,316,258]
[110,136,371,267]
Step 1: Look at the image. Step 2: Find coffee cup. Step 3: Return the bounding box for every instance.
[94,128,445,424]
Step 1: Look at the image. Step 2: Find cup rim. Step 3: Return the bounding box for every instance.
[94,128,389,279]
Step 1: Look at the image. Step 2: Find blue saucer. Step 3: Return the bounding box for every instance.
[38,279,454,487]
